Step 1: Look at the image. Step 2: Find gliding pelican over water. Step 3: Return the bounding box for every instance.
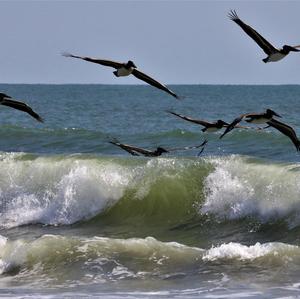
[0,93,43,122]
[167,111,254,132]
[109,139,207,157]
[220,109,300,151]
[62,52,179,99]
[220,109,280,139]
[229,10,300,63]
[167,111,229,132]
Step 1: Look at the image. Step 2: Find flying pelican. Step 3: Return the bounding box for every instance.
[62,52,179,99]
[0,93,43,122]
[109,139,207,157]
[220,109,281,139]
[167,111,229,132]
[167,111,253,132]
[229,10,300,63]
[109,140,168,157]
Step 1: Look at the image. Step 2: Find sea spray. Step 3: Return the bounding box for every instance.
[0,153,132,227]
[201,155,300,227]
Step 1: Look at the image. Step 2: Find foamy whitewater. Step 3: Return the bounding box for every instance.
[0,84,300,298]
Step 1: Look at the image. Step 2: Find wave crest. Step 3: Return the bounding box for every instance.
[201,156,300,227]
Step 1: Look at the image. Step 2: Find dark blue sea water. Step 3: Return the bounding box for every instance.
[0,84,300,298]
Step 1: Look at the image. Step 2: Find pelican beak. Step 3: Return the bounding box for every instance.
[291,47,300,52]
[274,112,282,118]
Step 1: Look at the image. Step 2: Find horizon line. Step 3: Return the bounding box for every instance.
[0,83,299,86]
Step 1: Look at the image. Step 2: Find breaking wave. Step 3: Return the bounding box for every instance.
[1,152,300,228]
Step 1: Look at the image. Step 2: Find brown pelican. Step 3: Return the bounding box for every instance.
[220,109,281,139]
[62,52,179,99]
[167,111,228,132]
[229,10,300,63]
[109,140,168,157]
[167,111,253,132]
[109,139,207,157]
[0,93,43,122]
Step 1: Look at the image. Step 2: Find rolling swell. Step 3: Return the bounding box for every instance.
[0,233,299,289]
[1,152,300,229]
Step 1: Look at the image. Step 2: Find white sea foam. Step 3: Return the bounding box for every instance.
[202,242,298,262]
[201,156,300,226]
[0,153,133,227]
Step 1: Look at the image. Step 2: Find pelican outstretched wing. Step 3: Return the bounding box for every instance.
[132,69,179,99]
[109,140,140,156]
[229,10,278,55]
[0,98,43,122]
[62,52,124,69]
[267,119,300,151]
[167,111,212,126]
[219,114,247,139]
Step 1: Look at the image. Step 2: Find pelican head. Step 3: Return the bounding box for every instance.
[155,147,169,155]
[266,109,281,118]
[126,60,137,68]
[216,120,228,127]
[282,45,300,53]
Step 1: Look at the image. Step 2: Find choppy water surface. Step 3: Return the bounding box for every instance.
[0,84,300,298]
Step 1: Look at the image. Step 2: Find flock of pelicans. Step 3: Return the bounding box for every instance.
[1,10,300,156]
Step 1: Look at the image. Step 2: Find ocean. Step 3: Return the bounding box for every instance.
[0,84,299,298]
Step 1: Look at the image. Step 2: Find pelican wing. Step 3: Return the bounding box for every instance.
[197,146,205,156]
[0,93,11,99]
[267,119,300,151]
[62,52,124,69]
[109,141,140,156]
[121,144,154,155]
[229,10,278,55]
[167,111,212,126]
[219,114,246,139]
[131,69,178,99]
[1,98,43,122]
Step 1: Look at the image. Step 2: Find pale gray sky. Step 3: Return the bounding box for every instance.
[0,0,299,84]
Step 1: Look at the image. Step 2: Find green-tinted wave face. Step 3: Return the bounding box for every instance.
[0,152,210,229]
[100,157,209,226]
[1,152,300,233]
